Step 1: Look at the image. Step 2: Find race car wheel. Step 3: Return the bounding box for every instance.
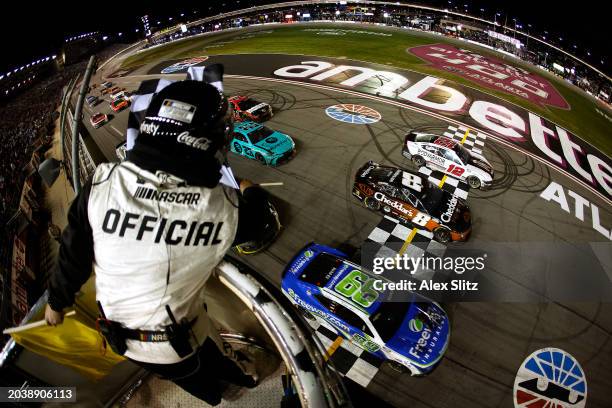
[433,227,451,243]
[467,175,481,189]
[233,142,242,154]
[386,361,408,374]
[412,155,426,167]
[364,197,381,211]
[255,153,266,164]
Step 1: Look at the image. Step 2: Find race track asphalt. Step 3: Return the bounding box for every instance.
[74,52,612,407]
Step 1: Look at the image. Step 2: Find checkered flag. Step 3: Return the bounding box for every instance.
[364,216,451,283]
[125,65,224,150]
[307,317,383,387]
[443,125,487,155]
[124,64,238,189]
[418,167,470,200]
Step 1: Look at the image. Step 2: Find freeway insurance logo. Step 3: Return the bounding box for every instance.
[514,348,587,408]
[325,104,381,124]
[409,44,569,109]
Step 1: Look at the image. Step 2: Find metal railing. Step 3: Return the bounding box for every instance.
[217,258,350,407]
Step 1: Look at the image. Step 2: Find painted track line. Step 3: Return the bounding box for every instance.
[110,125,122,135]
[398,227,419,256]
[459,128,470,145]
[324,337,344,361]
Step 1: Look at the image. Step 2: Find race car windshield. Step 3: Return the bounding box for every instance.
[419,182,445,213]
[238,99,260,110]
[453,144,470,164]
[299,252,343,287]
[248,126,275,144]
[368,167,395,181]
[414,134,436,143]
[370,301,411,342]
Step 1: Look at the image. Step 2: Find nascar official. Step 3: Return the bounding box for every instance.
[44,66,268,405]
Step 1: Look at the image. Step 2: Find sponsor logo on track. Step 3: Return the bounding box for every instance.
[409,44,569,109]
[325,104,381,124]
[304,28,392,37]
[161,56,209,74]
[514,348,587,408]
[273,60,612,200]
[540,182,611,240]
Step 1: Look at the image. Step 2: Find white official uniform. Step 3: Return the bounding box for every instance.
[89,162,238,363]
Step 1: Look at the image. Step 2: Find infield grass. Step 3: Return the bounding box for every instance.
[122,24,612,155]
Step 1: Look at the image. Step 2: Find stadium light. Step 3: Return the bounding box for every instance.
[103,36,108,40]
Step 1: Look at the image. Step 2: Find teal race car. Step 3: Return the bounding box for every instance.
[230,121,296,166]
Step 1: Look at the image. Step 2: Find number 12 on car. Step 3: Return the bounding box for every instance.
[446,164,465,177]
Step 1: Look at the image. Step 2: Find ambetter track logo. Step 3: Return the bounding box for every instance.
[514,348,587,408]
[409,44,569,109]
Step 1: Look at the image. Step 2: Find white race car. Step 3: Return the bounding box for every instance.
[402,132,493,189]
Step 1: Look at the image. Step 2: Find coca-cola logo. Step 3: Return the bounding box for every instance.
[177,131,212,151]
[409,44,569,109]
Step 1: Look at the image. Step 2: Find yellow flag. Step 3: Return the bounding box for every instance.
[9,312,125,381]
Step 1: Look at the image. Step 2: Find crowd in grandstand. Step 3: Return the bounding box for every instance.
[0,74,67,225]
[144,5,611,104]
[0,44,123,228]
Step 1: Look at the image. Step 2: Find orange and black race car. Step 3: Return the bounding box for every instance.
[228,95,273,122]
[110,97,129,112]
[352,161,471,243]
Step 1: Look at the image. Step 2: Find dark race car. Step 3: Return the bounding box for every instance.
[229,96,273,122]
[352,161,471,242]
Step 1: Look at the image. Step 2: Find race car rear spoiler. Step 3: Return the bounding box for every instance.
[281,241,315,279]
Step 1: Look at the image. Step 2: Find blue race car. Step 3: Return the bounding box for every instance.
[281,243,450,376]
[230,121,295,166]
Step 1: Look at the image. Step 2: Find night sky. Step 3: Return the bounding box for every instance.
[0,1,608,75]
